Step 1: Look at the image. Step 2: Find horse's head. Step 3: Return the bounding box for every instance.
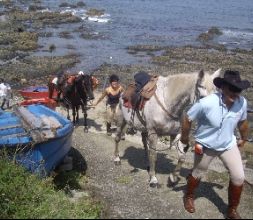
[79,73,95,101]
[194,68,222,100]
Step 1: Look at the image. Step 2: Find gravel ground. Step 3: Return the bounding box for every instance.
[55,92,253,219]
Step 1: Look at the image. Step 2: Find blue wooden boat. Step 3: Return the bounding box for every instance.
[0,104,74,177]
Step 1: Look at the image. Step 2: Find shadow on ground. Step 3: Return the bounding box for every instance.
[73,117,103,132]
[53,147,88,191]
[173,181,227,217]
[121,145,192,177]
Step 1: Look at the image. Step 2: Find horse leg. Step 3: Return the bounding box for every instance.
[114,116,127,165]
[82,104,88,133]
[72,106,76,124]
[147,130,159,188]
[141,131,150,171]
[169,134,187,186]
[66,106,71,121]
[76,105,79,123]
[169,134,177,149]
[169,158,185,186]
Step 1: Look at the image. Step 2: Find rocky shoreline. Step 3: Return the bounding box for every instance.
[1,0,253,155]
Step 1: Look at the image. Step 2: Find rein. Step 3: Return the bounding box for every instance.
[154,93,179,120]
[153,78,202,121]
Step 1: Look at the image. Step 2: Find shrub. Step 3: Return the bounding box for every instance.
[0,155,101,219]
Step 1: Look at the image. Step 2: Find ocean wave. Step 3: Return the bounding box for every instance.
[59,8,110,23]
[60,8,86,16]
[222,29,253,38]
[84,13,111,23]
[86,16,110,23]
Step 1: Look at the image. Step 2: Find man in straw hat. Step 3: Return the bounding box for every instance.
[178,70,251,219]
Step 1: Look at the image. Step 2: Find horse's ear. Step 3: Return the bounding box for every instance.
[212,68,222,79]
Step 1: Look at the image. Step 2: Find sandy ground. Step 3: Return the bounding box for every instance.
[55,92,253,219]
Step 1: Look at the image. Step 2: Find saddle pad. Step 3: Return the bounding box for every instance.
[123,99,146,110]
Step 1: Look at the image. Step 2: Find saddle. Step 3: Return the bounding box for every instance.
[122,73,159,110]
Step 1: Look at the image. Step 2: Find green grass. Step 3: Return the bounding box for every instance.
[0,155,102,219]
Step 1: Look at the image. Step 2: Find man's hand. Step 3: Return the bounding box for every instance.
[180,114,192,145]
[238,120,249,148]
[89,102,97,108]
[237,139,247,148]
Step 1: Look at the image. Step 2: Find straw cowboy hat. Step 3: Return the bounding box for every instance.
[213,70,251,91]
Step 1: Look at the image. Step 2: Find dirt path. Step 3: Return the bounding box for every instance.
[56,93,253,219]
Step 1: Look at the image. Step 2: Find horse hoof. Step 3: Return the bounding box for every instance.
[114,157,121,166]
[168,174,179,187]
[149,182,158,188]
[114,161,121,166]
[149,176,158,188]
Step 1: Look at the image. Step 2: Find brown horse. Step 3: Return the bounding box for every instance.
[48,73,95,132]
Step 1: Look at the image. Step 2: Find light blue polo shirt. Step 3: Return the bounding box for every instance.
[187,92,247,151]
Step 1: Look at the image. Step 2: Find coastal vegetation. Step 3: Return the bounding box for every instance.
[0,152,102,219]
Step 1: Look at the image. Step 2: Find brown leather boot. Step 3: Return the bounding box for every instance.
[184,174,200,213]
[227,181,243,219]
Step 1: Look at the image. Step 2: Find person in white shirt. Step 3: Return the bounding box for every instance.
[0,78,12,110]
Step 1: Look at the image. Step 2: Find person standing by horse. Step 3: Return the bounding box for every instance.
[93,74,124,136]
[50,70,65,101]
[0,78,12,110]
[179,70,251,219]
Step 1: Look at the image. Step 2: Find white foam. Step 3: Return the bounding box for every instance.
[87,16,110,23]
[60,9,77,16]
[222,29,253,38]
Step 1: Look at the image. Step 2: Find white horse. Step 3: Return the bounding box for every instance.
[114,68,222,187]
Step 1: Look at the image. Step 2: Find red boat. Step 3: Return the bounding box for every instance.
[20,98,58,110]
[18,86,57,100]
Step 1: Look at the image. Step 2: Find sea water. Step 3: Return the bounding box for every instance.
[11,0,253,71]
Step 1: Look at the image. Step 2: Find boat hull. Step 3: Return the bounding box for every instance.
[15,132,73,176]
[0,105,74,177]
[20,98,58,110]
[19,86,57,100]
